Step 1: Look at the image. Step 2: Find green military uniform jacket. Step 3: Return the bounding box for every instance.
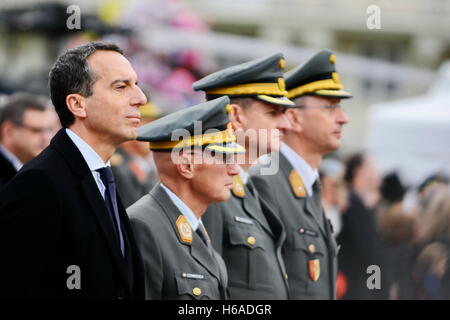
[203,173,290,299]
[127,184,228,300]
[250,153,338,299]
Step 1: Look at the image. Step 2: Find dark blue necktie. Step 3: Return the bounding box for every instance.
[97,167,125,256]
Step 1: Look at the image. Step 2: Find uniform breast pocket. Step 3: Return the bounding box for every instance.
[292,229,326,285]
[175,272,220,300]
[227,224,272,290]
[228,224,265,251]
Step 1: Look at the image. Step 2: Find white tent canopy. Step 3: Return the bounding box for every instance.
[366,62,450,187]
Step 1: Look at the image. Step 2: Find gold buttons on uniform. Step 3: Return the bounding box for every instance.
[308,244,316,254]
[285,274,289,281]
[247,236,256,245]
[192,287,202,296]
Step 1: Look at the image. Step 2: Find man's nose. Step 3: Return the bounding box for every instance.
[277,113,292,130]
[132,86,148,107]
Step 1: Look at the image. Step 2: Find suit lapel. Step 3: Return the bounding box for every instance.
[81,175,132,289]
[150,185,223,283]
[279,152,327,237]
[303,197,327,237]
[50,129,131,289]
[240,184,274,238]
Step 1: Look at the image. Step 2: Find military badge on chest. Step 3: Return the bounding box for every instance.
[307,244,320,281]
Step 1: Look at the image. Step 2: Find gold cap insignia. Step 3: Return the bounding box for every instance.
[329,54,336,64]
[289,169,307,198]
[176,215,193,244]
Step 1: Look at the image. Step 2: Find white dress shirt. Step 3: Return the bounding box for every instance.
[65,128,110,199]
[0,144,23,171]
[160,183,201,231]
[280,142,319,196]
[239,166,249,184]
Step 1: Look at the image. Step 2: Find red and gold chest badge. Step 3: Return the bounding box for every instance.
[176,215,192,244]
[308,259,321,281]
[232,175,246,198]
[289,169,307,198]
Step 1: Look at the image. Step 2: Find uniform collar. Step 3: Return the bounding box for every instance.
[280,142,319,196]
[239,166,249,184]
[160,183,201,231]
[65,128,110,171]
[0,144,23,171]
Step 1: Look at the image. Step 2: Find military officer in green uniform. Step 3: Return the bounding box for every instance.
[193,53,295,299]
[127,96,243,299]
[250,49,352,299]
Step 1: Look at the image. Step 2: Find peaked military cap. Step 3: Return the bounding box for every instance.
[137,96,245,154]
[192,53,295,107]
[285,49,352,100]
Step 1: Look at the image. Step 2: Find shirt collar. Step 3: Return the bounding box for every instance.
[160,183,200,231]
[280,142,319,196]
[239,166,249,184]
[0,144,23,171]
[65,128,109,171]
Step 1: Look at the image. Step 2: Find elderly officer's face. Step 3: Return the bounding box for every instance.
[83,50,147,145]
[190,150,240,203]
[294,96,349,154]
[233,100,291,156]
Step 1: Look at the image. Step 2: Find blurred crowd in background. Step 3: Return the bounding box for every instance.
[1,0,450,300]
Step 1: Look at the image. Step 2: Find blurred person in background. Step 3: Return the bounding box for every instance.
[319,158,348,237]
[112,101,161,208]
[417,191,450,299]
[377,202,418,299]
[0,92,56,189]
[337,152,387,299]
[413,242,448,300]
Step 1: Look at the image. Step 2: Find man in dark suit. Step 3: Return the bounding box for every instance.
[0,41,147,299]
[128,97,242,300]
[192,53,294,299]
[251,50,351,299]
[0,93,56,189]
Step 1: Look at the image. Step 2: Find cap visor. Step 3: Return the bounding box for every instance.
[314,89,353,99]
[205,142,245,154]
[256,95,296,107]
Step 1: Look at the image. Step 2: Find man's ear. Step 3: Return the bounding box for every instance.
[284,109,302,133]
[1,120,16,139]
[228,103,245,131]
[176,153,194,179]
[66,93,87,119]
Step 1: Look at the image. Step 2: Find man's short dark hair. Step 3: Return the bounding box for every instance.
[48,41,124,128]
[0,92,48,125]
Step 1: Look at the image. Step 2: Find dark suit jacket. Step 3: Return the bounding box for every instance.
[127,184,228,300]
[0,149,17,190]
[0,129,145,299]
[250,152,338,300]
[203,178,290,299]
